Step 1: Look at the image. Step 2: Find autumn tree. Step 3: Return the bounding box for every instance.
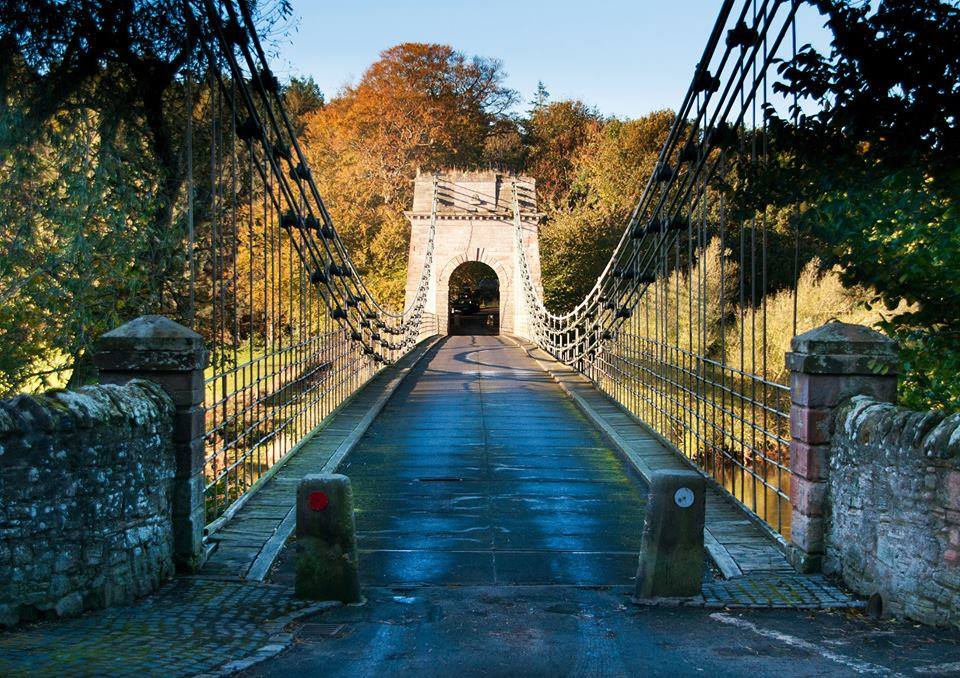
[522,100,602,206]
[301,43,517,305]
[538,110,674,311]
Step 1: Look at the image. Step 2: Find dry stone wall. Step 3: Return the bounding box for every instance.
[827,395,960,625]
[0,380,175,627]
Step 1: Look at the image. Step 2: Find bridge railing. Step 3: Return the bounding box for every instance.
[588,312,793,536]
[512,0,812,539]
[186,0,440,528]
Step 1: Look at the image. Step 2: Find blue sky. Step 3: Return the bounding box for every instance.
[272,1,833,119]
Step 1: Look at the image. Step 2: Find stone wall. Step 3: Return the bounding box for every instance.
[827,395,960,625]
[0,380,175,627]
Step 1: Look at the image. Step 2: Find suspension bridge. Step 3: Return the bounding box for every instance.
[187,0,806,584]
[6,0,959,675]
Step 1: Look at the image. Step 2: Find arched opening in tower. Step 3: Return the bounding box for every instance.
[447,261,499,335]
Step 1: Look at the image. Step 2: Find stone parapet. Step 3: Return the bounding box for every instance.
[828,396,960,625]
[0,380,175,627]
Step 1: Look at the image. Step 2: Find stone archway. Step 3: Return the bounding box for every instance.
[446,261,501,335]
[437,254,511,336]
[403,170,543,339]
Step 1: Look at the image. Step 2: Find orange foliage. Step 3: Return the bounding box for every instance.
[299,43,517,306]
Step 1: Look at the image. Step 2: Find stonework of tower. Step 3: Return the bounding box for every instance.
[404,169,543,338]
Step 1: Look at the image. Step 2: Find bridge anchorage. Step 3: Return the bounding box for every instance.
[2,0,959,673]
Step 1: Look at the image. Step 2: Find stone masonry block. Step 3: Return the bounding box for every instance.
[93,315,207,372]
[790,509,826,554]
[100,372,203,408]
[139,372,204,406]
[789,322,898,360]
[173,408,205,445]
[174,438,206,477]
[790,476,828,517]
[171,505,205,572]
[785,352,897,375]
[170,474,204,517]
[790,441,830,482]
[791,373,898,409]
[791,406,834,445]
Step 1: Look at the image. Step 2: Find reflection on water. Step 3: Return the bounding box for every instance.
[718,464,792,540]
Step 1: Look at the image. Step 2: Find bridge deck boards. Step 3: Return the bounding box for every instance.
[200,339,438,580]
[202,333,792,584]
[509,337,794,578]
[337,335,651,586]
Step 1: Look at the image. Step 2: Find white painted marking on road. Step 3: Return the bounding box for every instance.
[709,612,901,676]
[914,660,960,674]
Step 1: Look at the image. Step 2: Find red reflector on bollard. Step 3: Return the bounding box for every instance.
[308,491,329,512]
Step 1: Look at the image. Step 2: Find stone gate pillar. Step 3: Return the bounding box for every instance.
[785,322,898,572]
[94,315,209,572]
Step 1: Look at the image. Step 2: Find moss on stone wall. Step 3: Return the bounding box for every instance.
[0,380,176,627]
[828,396,960,626]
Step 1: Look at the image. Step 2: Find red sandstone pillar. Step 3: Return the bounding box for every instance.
[786,322,898,572]
[94,315,209,572]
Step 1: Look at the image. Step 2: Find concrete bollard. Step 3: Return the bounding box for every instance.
[635,470,706,599]
[295,474,361,603]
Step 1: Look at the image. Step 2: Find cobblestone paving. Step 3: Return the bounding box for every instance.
[699,573,860,609]
[0,578,316,677]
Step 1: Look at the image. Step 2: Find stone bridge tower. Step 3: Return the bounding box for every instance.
[404,170,543,338]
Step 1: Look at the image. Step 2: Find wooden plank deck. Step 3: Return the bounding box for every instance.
[506,337,794,578]
[200,338,439,580]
